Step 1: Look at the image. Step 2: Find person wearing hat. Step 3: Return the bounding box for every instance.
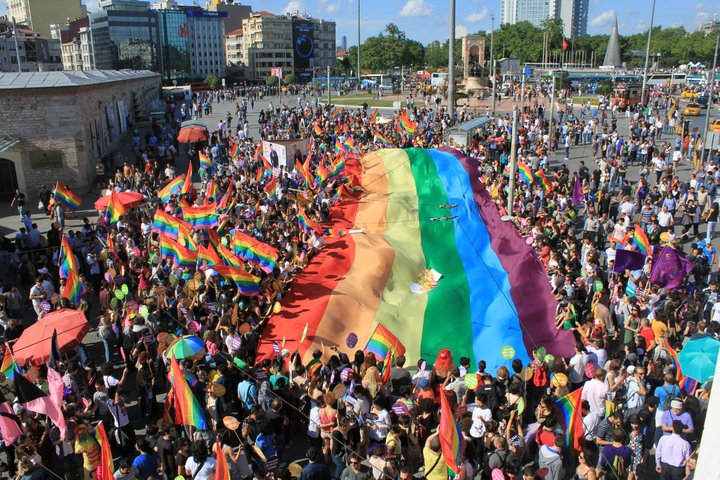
[661,399,694,440]
[656,420,692,479]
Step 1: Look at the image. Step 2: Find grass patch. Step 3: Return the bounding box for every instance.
[330,99,405,107]
[572,96,600,105]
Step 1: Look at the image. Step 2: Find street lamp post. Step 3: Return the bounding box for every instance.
[640,0,657,108]
[448,0,456,121]
[490,13,496,117]
[507,106,518,214]
[549,71,556,147]
[703,34,719,161]
[357,0,361,90]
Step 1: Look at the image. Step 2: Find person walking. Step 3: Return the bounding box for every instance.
[656,420,691,480]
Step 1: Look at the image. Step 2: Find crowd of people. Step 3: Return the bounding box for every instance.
[0,82,714,480]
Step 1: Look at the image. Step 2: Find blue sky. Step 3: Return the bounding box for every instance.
[2,0,717,45]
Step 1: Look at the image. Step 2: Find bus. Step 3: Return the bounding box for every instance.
[431,72,448,87]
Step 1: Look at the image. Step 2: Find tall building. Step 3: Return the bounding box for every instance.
[89,0,161,71]
[559,0,588,38]
[206,0,252,35]
[187,9,227,80]
[500,0,558,27]
[52,17,90,71]
[700,15,720,35]
[6,0,82,37]
[225,27,243,66]
[0,18,63,72]
[157,8,189,81]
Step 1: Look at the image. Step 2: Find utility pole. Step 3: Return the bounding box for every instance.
[327,65,331,105]
[640,0,657,108]
[448,0,456,121]
[357,0,361,90]
[490,13,496,117]
[520,73,526,114]
[11,17,21,73]
[507,106,518,215]
[549,71,556,147]
[703,34,719,161]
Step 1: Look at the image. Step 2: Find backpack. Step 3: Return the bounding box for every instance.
[660,385,679,411]
[531,361,548,388]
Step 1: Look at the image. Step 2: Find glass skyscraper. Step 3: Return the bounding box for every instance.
[157,9,190,82]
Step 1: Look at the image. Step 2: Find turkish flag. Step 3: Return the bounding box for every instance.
[562,38,570,52]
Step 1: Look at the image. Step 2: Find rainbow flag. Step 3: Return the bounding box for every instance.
[439,389,465,473]
[373,131,394,148]
[555,387,585,454]
[264,176,278,201]
[331,108,343,119]
[369,109,378,124]
[215,440,231,480]
[181,161,193,196]
[198,243,223,267]
[53,183,81,211]
[0,347,20,381]
[160,234,197,267]
[313,122,323,136]
[95,423,114,480]
[62,268,85,306]
[399,110,416,136]
[667,342,682,382]
[59,236,80,279]
[217,242,244,269]
[633,224,651,256]
[534,169,553,192]
[297,205,323,236]
[218,181,234,210]
[517,161,534,186]
[381,348,393,384]
[334,138,344,153]
[365,323,405,361]
[323,227,348,237]
[326,158,346,183]
[170,355,207,429]
[199,151,214,171]
[104,191,127,225]
[205,180,218,203]
[233,231,278,274]
[211,264,261,296]
[158,176,184,203]
[178,221,197,251]
[257,149,574,370]
[183,204,219,229]
[152,209,180,239]
[229,139,239,160]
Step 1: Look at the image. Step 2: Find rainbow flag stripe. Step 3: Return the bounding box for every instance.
[215,440,231,480]
[264,176,278,201]
[198,243,223,267]
[160,234,198,267]
[152,210,180,239]
[667,343,683,381]
[517,161,534,186]
[257,148,573,370]
[212,264,261,296]
[59,236,80,279]
[313,123,323,135]
[633,224,651,255]
[0,347,19,381]
[205,181,218,203]
[95,423,114,480]
[218,242,244,269]
[229,140,239,160]
[439,389,465,473]
[158,176,184,203]
[62,268,85,306]
[534,169,553,192]
[399,111,416,136]
[326,158,346,183]
[199,151,214,171]
[373,131,394,148]
[170,355,207,429]
[183,203,219,229]
[297,206,323,236]
[233,230,278,274]
[365,323,405,361]
[104,191,127,224]
[555,387,585,454]
[54,183,81,211]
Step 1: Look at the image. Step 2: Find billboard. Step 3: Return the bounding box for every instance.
[292,18,314,84]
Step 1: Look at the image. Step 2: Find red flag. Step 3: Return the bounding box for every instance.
[562,38,569,52]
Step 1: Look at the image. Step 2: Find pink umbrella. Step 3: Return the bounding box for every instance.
[94,192,144,210]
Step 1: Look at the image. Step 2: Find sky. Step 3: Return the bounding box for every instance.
[1,0,718,45]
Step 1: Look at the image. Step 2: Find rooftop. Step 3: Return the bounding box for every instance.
[0,70,160,90]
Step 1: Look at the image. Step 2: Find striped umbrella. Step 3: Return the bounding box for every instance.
[164,335,205,359]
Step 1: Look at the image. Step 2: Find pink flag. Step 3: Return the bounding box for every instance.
[571,173,584,206]
[24,367,67,439]
[0,402,24,446]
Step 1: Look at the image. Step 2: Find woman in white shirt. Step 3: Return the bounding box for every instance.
[185,441,217,480]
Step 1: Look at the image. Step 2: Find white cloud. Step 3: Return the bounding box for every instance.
[83,0,100,12]
[466,8,489,24]
[319,0,341,13]
[282,0,304,14]
[590,9,615,28]
[456,24,469,38]
[698,11,710,18]
[399,0,433,18]
[694,3,706,10]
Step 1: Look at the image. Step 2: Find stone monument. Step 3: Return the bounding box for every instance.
[462,35,487,91]
[602,16,622,68]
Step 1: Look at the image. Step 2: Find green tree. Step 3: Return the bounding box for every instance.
[283,73,297,85]
[266,75,279,86]
[491,22,543,63]
[354,23,425,71]
[204,74,221,89]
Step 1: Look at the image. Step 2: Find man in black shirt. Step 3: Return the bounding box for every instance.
[10,188,25,218]
[300,447,331,480]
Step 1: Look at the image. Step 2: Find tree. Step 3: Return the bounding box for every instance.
[355,23,425,71]
[266,75,279,86]
[283,73,297,85]
[204,74,221,90]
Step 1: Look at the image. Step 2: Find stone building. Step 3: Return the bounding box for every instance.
[0,70,160,198]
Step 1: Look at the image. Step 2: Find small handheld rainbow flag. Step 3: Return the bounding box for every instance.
[170,355,207,430]
[517,161,534,186]
[181,161,193,196]
[95,423,114,480]
[297,206,323,236]
[325,158,346,183]
[369,108,379,124]
[157,176,184,203]
[198,243,223,267]
[59,236,80,279]
[104,191,127,225]
[229,139,239,160]
[533,169,553,192]
[211,264,261,296]
[233,230,278,274]
[199,151,214,171]
[264,176,278,201]
[152,210,180,239]
[555,387,585,454]
[313,122,323,136]
[53,183,81,211]
[633,224,651,256]
[667,342,682,382]
[218,181,234,211]
[438,389,465,473]
[205,180,219,203]
[160,234,198,267]
[364,323,406,361]
[217,242,244,269]
[373,131,394,148]
[62,269,85,306]
[399,110,417,136]
[183,203,219,230]
[0,346,20,381]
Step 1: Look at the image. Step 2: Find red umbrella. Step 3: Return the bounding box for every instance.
[94,191,145,210]
[177,125,209,143]
[12,309,91,366]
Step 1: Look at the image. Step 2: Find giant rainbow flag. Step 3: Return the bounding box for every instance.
[258,148,573,371]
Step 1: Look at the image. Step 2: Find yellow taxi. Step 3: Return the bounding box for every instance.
[681,90,699,98]
[684,103,701,116]
[712,119,720,132]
